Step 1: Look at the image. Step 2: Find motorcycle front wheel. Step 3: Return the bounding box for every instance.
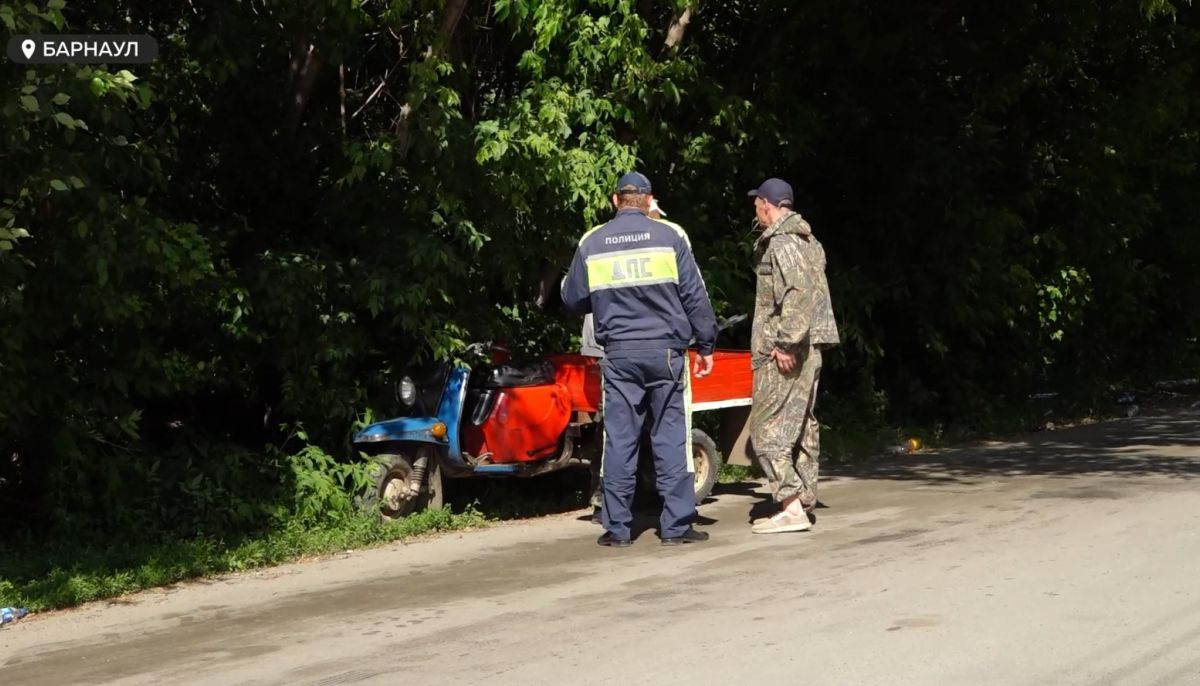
[359,446,444,520]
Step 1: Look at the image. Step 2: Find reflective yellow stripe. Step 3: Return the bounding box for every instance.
[586,247,678,291]
[653,218,691,249]
[684,352,694,474]
[599,379,606,478]
[578,223,605,245]
[653,219,708,290]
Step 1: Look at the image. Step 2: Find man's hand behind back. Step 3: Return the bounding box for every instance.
[771,347,796,374]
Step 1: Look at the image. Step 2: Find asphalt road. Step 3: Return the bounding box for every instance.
[3,410,1200,685]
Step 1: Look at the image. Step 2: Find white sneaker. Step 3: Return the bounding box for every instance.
[752,510,814,525]
[751,511,813,534]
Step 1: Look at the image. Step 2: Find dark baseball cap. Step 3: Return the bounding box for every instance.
[615,171,652,194]
[747,178,794,206]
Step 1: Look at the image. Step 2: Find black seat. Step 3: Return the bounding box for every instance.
[479,360,556,388]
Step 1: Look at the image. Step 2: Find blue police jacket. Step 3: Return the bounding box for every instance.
[561,208,718,355]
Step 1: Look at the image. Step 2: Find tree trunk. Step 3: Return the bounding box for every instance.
[436,0,470,56]
[665,8,693,49]
[285,39,325,137]
[338,63,347,137]
[396,0,471,159]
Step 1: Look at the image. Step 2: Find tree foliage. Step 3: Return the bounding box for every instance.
[1,0,1197,538]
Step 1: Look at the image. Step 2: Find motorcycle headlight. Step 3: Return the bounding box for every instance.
[398,376,417,407]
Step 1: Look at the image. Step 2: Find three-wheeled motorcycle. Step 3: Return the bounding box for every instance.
[352,347,755,519]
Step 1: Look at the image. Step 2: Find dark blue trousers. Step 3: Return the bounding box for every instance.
[600,348,695,539]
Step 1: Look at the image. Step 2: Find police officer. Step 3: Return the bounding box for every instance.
[579,198,671,360]
[562,172,718,547]
[583,197,673,523]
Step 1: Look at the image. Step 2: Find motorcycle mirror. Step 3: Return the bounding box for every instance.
[463,341,493,356]
[717,314,748,332]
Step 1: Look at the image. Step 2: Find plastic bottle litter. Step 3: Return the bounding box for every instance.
[1,607,29,626]
[888,438,923,455]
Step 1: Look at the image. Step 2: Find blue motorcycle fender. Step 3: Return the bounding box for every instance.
[353,417,449,447]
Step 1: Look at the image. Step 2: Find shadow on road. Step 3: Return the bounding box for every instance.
[448,412,1200,527]
[445,468,592,521]
[826,412,1200,487]
[709,412,1200,523]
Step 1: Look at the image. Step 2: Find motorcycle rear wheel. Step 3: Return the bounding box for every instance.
[636,429,722,506]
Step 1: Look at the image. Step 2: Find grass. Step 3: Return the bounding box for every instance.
[718,464,753,484]
[0,468,599,615]
[0,506,490,613]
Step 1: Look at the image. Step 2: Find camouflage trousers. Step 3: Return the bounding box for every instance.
[749,346,823,507]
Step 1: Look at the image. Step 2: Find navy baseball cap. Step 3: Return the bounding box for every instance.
[748,178,794,206]
[615,171,652,194]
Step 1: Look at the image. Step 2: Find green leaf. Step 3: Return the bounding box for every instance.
[48,0,66,9]
[54,112,76,129]
[20,95,39,112]
[52,93,71,105]
[96,258,108,285]
[21,85,37,95]
[68,176,85,189]
[49,179,68,191]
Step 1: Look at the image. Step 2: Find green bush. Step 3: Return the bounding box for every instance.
[1,0,1197,596]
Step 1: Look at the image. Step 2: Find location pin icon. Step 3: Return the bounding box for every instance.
[21,39,35,60]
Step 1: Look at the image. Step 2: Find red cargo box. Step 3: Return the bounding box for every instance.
[688,349,753,411]
[548,350,752,414]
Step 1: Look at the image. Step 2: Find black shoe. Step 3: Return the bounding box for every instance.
[597,532,632,548]
[661,527,709,546]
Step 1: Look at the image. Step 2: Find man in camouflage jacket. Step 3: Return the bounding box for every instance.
[745,178,839,534]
